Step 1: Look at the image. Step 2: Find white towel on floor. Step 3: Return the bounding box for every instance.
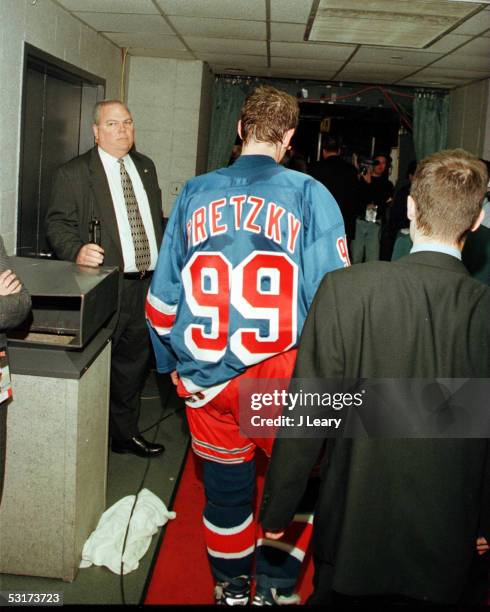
[80,488,176,575]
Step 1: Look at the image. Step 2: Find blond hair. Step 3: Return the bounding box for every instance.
[411,149,488,242]
[239,86,299,145]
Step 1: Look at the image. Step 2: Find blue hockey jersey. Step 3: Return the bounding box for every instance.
[146,154,347,396]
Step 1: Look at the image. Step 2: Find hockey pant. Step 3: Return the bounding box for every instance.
[184,350,314,592]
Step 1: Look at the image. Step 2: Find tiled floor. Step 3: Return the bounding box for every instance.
[0,371,189,605]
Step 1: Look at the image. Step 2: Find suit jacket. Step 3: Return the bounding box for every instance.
[309,156,359,241]
[45,146,164,268]
[462,225,490,286]
[260,252,490,604]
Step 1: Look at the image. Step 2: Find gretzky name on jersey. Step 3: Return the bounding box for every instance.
[186,194,302,254]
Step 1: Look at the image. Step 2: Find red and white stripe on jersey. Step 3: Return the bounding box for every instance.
[257,512,313,563]
[145,292,177,335]
[204,513,255,560]
[191,435,255,464]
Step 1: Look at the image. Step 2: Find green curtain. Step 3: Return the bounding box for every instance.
[207,79,250,172]
[413,94,449,160]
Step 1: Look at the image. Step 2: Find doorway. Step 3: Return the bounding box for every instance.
[17,44,105,258]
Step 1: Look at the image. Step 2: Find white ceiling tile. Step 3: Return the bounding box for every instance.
[399,74,468,86]
[354,46,442,66]
[424,33,472,52]
[316,1,477,19]
[128,48,194,59]
[309,0,475,47]
[310,20,455,48]
[451,9,490,35]
[199,53,268,67]
[183,37,267,55]
[57,0,159,13]
[270,41,355,60]
[73,12,173,33]
[271,68,339,79]
[169,16,266,39]
[270,23,308,42]
[155,0,266,20]
[105,32,186,49]
[339,62,417,76]
[449,36,490,57]
[271,57,344,71]
[432,54,490,72]
[270,0,314,24]
[414,66,490,79]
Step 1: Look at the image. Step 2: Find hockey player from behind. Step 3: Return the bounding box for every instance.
[146,86,348,605]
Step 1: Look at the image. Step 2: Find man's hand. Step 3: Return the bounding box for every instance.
[361,169,372,184]
[0,270,21,296]
[476,536,489,556]
[76,243,104,267]
[170,370,179,386]
[264,530,285,540]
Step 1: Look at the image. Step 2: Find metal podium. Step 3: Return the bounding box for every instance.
[0,259,119,581]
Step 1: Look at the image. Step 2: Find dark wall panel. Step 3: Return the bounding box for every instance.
[17,46,105,258]
[18,68,45,257]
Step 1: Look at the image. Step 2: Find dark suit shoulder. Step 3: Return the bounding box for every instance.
[57,148,93,173]
[130,149,156,168]
[320,255,490,302]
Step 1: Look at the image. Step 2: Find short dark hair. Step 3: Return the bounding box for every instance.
[411,149,488,242]
[240,86,299,145]
[322,135,340,152]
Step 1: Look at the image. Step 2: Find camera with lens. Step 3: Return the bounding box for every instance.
[358,156,379,176]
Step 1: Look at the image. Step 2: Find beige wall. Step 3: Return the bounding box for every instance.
[448,78,490,159]
[0,0,121,253]
[127,57,214,217]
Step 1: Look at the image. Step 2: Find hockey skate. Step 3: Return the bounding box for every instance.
[215,576,251,606]
[252,586,301,606]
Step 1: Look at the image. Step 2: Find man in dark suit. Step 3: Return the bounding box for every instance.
[309,135,359,245]
[260,149,490,604]
[46,100,164,458]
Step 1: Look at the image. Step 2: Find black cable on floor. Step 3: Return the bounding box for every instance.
[118,379,177,605]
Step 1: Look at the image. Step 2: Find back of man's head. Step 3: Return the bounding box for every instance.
[239,86,299,146]
[322,135,340,153]
[411,149,488,243]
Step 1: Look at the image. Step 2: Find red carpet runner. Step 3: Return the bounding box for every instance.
[145,450,313,605]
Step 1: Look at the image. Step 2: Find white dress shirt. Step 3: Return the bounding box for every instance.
[98,146,158,272]
[410,242,462,260]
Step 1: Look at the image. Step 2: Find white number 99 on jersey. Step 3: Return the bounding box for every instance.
[182,251,298,366]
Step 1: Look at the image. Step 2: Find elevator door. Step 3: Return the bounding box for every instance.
[17,50,104,257]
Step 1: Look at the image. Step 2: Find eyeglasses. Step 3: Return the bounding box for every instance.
[103,119,134,130]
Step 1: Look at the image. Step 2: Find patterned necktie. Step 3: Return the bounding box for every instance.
[118,158,151,273]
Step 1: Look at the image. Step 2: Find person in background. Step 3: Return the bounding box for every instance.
[384,160,417,261]
[260,149,490,606]
[283,142,308,173]
[393,159,490,287]
[146,85,347,605]
[227,143,242,166]
[309,135,359,248]
[351,152,394,263]
[46,100,165,459]
[0,235,31,505]
[462,159,490,285]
